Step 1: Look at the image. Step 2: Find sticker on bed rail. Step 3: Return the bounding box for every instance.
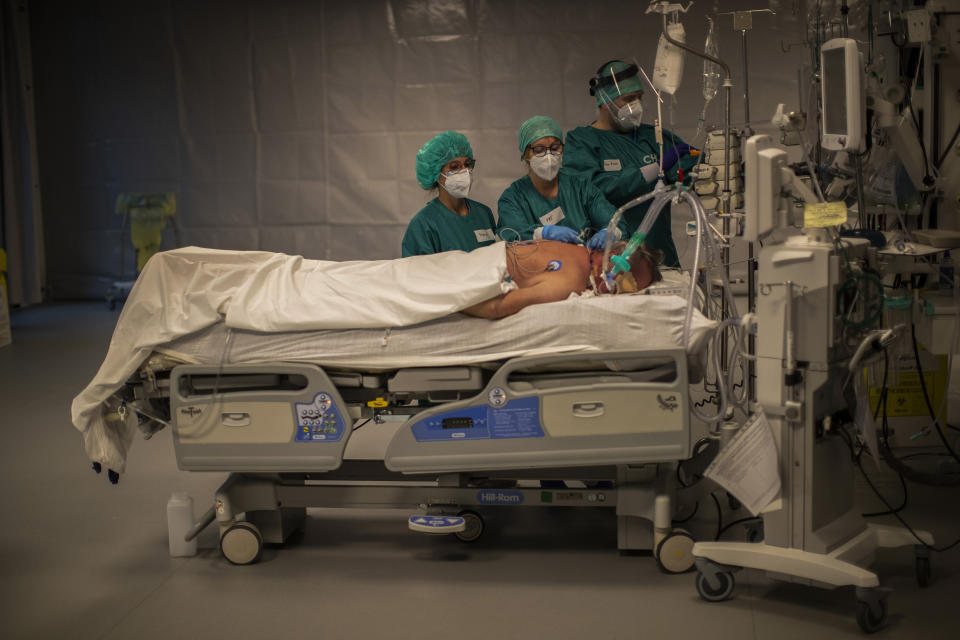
[294,392,346,443]
[410,397,544,442]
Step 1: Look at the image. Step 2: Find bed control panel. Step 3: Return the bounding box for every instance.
[295,392,346,442]
[411,397,544,442]
[170,363,351,472]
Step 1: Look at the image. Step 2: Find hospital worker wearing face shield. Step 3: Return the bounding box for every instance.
[495,115,624,251]
[401,130,498,257]
[563,60,698,267]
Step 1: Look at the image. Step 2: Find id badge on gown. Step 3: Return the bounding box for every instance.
[539,207,565,226]
[474,228,495,243]
[603,159,622,171]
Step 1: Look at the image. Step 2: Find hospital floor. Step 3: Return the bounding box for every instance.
[1,302,959,640]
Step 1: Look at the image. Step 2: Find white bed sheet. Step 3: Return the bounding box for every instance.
[71,244,512,473]
[159,290,716,371]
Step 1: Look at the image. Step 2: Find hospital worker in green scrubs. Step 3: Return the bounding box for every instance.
[563,60,698,267]
[496,115,622,251]
[401,131,498,257]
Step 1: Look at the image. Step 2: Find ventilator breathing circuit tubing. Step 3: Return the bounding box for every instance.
[599,31,743,423]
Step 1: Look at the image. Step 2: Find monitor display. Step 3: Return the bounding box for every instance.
[821,38,863,151]
[823,48,847,135]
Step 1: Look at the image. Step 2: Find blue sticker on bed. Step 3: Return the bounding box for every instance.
[294,392,345,442]
[411,396,544,442]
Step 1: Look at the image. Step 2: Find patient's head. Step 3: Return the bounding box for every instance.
[593,240,663,293]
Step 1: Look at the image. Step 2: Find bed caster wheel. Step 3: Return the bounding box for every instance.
[856,598,888,634]
[695,569,735,602]
[220,522,263,565]
[455,510,484,543]
[655,531,695,574]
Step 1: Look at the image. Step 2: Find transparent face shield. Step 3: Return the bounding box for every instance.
[600,89,644,131]
[592,60,652,132]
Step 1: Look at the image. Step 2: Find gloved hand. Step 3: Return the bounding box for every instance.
[539,225,580,244]
[662,143,694,170]
[586,229,613,251]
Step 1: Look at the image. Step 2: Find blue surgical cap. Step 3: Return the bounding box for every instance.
[592,60,645,107]
[517,115,563,153]
[415,131,474,189]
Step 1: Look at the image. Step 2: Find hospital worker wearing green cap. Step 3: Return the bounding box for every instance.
[496,115,622,251]
[563,60,698,267]
[401,130,497,257]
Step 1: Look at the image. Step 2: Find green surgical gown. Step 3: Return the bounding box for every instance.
[401,198,498,257]
[563,124,698,267]
[495,171,621,243]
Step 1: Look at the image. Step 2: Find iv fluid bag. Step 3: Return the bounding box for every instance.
[653,20,686,95]
[703,18,720,102]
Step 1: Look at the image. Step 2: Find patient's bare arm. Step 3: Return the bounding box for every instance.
[463,241,591,319]
[463,276,581,319]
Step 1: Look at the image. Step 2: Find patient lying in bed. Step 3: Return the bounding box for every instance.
[70,239,690,475]
[465,240,662,319]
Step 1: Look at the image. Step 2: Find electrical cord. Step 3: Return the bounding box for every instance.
[838,272,885,330]
[858,447,960,552]
[694,395,720,409]
[839,356,910,518]
[351,419,372,431]
[672,501,699,524]
[936,119,960,169]
[710,491,723,541]
[905,47,935,185]
[861,469,908,518]
[876,376,960,487]
[867,351,960,552]
[909,322,960,467]
[716,516,762,541]
[676,460,692,488]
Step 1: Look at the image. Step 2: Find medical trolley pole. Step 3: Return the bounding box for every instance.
[720,7,775,400]
[661,14,735,375]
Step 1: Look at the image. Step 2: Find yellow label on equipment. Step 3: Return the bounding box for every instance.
[865,362,947,418]
[804,201,847,228]
[367,398,388,408]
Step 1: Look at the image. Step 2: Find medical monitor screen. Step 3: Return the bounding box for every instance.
[822,48,847,135]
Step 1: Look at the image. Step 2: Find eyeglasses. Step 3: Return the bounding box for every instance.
[443,158,475,174]
[529,143,563,157]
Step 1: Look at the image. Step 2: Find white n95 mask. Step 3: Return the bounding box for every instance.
[615,100,644,130]
[528,152,562,181]
[441,169,472,198]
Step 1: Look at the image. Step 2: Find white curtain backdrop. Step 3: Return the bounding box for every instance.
[29,0,806,299]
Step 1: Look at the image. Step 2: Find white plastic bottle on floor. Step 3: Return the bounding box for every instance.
[167,492,198,557]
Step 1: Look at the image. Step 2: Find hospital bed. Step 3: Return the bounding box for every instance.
[115,283,716,567]
[71,245,717,567]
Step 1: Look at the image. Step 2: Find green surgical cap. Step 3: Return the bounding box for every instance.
[593,60,644,107]
[518,115,563,153]
[415,130,474,189]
